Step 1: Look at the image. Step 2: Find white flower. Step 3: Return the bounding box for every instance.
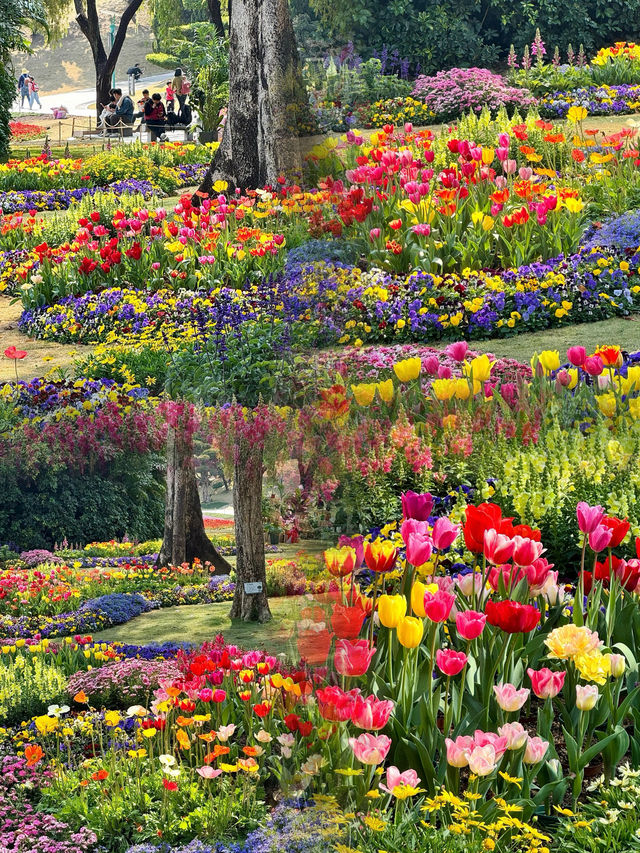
[127,705,147,717]
[255,729,272,743]
[217,724,236,742]
[48,704,70,717]
[277,733,295,748]
[159,754,176,767]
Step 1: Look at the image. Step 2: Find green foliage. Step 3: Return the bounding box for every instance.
[178,25,229,133]
[0,454,165,550]
[304,0,640,74]
[0,655,68,725]
[145,51,179,68]
[0,0,46,161]
[167,321,298,408]
[314,57,412,107]
[510,64,592,96]
[77,347,170,396]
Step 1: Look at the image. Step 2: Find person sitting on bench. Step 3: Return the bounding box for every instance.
[134,89,150,122]
[105,89,134,130]
[144,93,167,142]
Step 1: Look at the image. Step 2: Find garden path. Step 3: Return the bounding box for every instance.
[0,296,93,381]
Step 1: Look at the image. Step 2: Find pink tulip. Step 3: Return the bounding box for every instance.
[527,667,565,699]
[498,722,528,750]
[401,519,433,566]
[198,689,213,702]
[445,341,469,362]
[473,730,508,759]
[379,766,421,794]
[349,732,392,765]
[498,132,510,147]
[445,735,474,767]
[437,365,453,379]
[197,766,223,779]
[351,694,394,730]
[334,639,376,677]
[432,517,460,551]
[567,346,586,367]
[503,159,517,174]
[456,609,486,640]
[496,146,509,161]
[523,736,549,764]
[212,689,226,702]
[456,571,483,598]
[519,167,533,180]
[401,491,433,521]
[369,228,381,240]
[511,535,544,567]
[423,355,440,375]
[436,648,467,676]
[423,589,455,623]
[576,502,605,534]
[493,682,530,712]
[584,355,604,376]
[483,528,515,565]
[523,557,554,589]
[589,525,613,553]
[494,176,508,189]
[467,744,497,776]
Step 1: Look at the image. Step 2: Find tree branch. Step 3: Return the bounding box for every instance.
[107,0,145,71]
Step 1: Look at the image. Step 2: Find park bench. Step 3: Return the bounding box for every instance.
[138,123,195,143]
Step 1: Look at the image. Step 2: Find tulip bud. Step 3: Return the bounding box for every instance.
[575,684,599,711]
[609,653,626,678]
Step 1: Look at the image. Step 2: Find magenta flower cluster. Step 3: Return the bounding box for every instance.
[411,68,535,121]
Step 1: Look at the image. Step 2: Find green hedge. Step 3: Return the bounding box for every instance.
[0,454,165,550]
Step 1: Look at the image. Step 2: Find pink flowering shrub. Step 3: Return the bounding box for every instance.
[411,68,535,121]
[67,657,181,707]
[321,343,531,389]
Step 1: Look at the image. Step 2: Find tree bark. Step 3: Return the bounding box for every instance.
[73,0,145,121]
[229,439,271,622]
[157,426,233,574]
[194,0,305,199]
[206,0,225,38]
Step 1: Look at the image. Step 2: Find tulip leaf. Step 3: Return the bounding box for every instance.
[562,726,579,772]
[578,727,624,770]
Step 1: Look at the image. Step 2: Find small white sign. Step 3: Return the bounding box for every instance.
[244,581,263,594]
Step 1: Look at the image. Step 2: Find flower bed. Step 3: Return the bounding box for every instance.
[539,83,640,118]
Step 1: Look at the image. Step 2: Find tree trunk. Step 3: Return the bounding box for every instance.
[157,426,233,574]
[229,439,271,622]
[206,0,226,38]
[96,64,112,122]
[193,0,305,199]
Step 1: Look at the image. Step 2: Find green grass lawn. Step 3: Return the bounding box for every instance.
[464,315,640,361]
[93,596,307,657]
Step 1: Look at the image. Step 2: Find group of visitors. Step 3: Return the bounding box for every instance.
[98,69,191,140]
[17,71,41,109]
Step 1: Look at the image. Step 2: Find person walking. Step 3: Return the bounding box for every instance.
[27,75,41,109]
[144,92,167,142]
[18,70,29,109]
[171,68,190,113]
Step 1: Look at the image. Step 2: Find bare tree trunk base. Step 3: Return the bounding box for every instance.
[229,592,272,623]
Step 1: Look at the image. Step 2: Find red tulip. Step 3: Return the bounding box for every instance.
[485,599,540,633]
[464,503,513,553]
[511,535,544,567]
[614,557,640,593]
[317,685,360,722]
[602,515,630,548]
[331,604,366,639]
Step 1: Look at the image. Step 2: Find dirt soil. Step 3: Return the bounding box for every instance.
[0,297,93,382]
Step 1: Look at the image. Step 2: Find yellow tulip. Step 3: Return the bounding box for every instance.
[567,368,579,390]
[454,378,471,400]
[482,215,495,231]
[462,354,494,384]
[351,383,377,406]
[393,357,422,382]
[377,379,394,403]
[411,581,428,617]
[432,378,456,401]
[596,393,616,418]
[563,197,585,213]
[481,147,495,165]
[378,594,407,628]
[532,350,560,375]
[397,616,424,648]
